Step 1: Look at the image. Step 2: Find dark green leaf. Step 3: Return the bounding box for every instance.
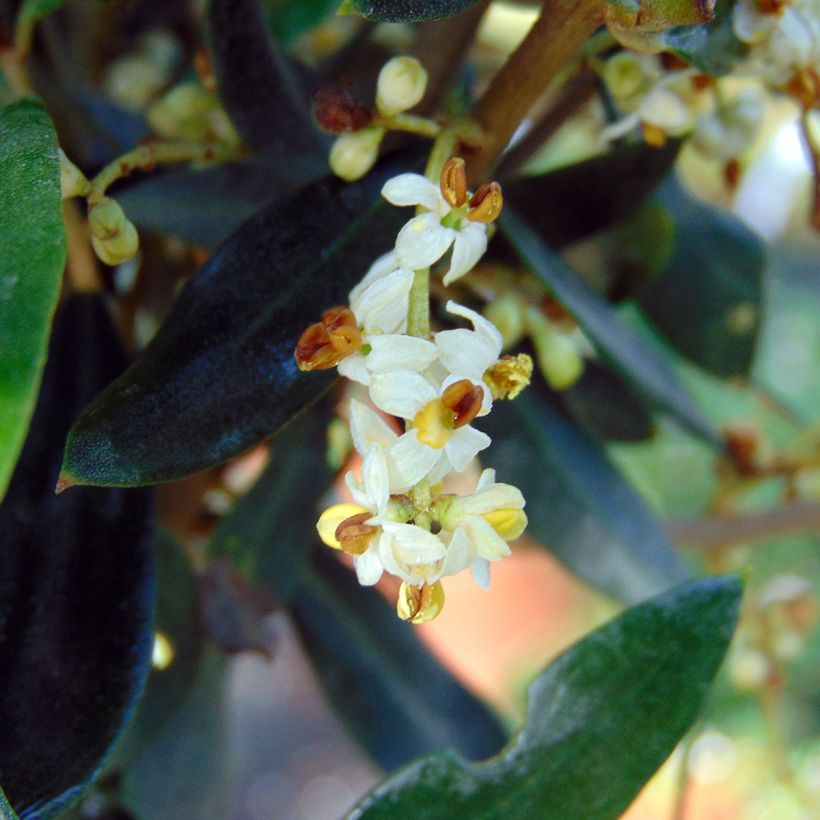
[291,550,508,771]
[208,0,327,168]
[117,650,228,820]
[61,151,415,488]
[500,204,719,444]
[481,385,688,603]
[0,293,155,819]
[348,575,742,819]
[0,789,19,820]
[15,0,66,27]
[637,177,765,378]
[559,359,655,442]
[207,406,333,601]
[117,161,301,250]
[0,98,66,500]
[661,0,747,75]
[501,141,680,249]
[339,0,483,22]
[264,0,339,43]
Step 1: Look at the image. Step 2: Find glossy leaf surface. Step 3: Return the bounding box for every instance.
[340,0,483,22]
[265,0,339,43]
[61,152,413,487]
[291,551,508,771]
[500,204,718,444]
[208,0,326,168]
[0,98,66,501]
[348,576,742,819]
[481,386,688,603]
[0,294,155,819]
[502,141,680,249]
[638,178,765,377]
[0,790,18,820]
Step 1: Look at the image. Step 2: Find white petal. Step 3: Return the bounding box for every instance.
[426,452,454,485]
[445,300,504,353]
[344,471,371,510]
[337,354,371,386]
[470,557,490,589]
[366,335,438,374]
[440,371,493,417]
[438,528,473,578]
[444,425,491,472]
[348,399,397,456]
[465,516,512,560]
[476,468,496,492]
[460,482,525,515]
[385,523,448,563]
[369,370,436,419]
[436,330,498,383]
[361,444,390,514]
[381,173,441,211]
[385,431,442,491]
[350,251,399,305]
[442,222,487,285]
[354,545,385,586]
[353,268,414,333]
[395,213,456,269]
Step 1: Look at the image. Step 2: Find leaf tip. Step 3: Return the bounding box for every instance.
[336,0,359,16]
[55,471,76,495]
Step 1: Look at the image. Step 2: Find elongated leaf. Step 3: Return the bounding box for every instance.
[500,204,718,444]
[661,0,747,75]
[559,359,655,442]
[348,575,742,819]
[208,0,326,168]
[117,161,301,250]
[502,141,680,250]
[208,406,333,601]
[637,177,765,378]
[0,790,18,820]
[481,385,688,603]
[291,551,508,771]
[61,151,415,488]
[340,0,483,22]
[0,98,66,501]
[265,0,339,43]
[0,294,155,819]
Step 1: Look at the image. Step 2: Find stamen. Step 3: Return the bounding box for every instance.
[441,379,483,428]
[396,581,445,623]
[294,306,362,371]
[335,512,379,555]
[317,503,369,548]
[440,157,468,208]
[466,182,503,223]
[484,354,533,400]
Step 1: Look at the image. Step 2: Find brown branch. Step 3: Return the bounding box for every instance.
[466,0,603,183]
[667,500,820,551]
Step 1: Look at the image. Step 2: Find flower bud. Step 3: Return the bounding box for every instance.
[376,56,428,117]
[329,126,385,181]
[396,581,444,624]
[483,294,527,350]
[528,309,584,390]
[88,196,128,240]
[638,87,690,134]
[91,220,139,266]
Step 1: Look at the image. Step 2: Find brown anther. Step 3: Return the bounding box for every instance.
[756,0,787,14]
[440,157,467,208]
[724,158,741,192]
[295,306,362,371]
[441,379,483,429]
[691,73,712,92]
[321,306,357,332]
[335,512,379,556]
[659,52,690,71]
[313,85,373,133]
[466,182,503,224]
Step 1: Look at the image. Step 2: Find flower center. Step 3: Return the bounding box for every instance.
[412,380,483,449]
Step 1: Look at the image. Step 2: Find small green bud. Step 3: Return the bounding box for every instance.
[91,220,139,266]
[147,83,218,141]
[88,197,128,240]
[329,126,385,181]
[602,51,651,103]
[376,56,428,117]
[528,308,584,390]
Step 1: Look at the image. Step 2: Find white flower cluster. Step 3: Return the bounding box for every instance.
[297,162,530,623]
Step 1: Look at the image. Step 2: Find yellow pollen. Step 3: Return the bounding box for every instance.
[413,399,453,449]
[484,353,533,400]
[317,503,368,548]
[483,508,528,540]
[397,581,445,623]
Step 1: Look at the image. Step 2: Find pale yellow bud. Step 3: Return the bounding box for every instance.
[376,56,428,117]
[396,581,445,624]
[638,87,690,133]
[528,310,584,390]
[148,83,218,141]
[483,294,527,350]
[329,126,385,181]
[91,220,139,266]
[729,648,769,690]
[88,197,128,240]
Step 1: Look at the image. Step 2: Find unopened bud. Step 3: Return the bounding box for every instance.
[467,182,503,224]
[376,55,428,117]
[484,353,533,400]
[397,581,444,624]
[59,149,91,200]
[440,157,467,208]
[329,126,385,181]
[603,51,650,103]
[638,87,690,134]
[91,220,139,266]
[147,83,218,141]
[88,196,128,240]
[528,309,584,390]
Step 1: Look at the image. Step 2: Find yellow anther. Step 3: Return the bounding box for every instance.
[483,354,533,400]
[335,512,379,556]
[440,157,467,208]
[396,581,445,624]
[482,507,528,540]
[466,182,503,224]
[413,399,452,449]
[316,503,368,548]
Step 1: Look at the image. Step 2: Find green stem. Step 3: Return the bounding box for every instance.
[406,268,430,338]
[87,141,243,203]
[376,112,442,138]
